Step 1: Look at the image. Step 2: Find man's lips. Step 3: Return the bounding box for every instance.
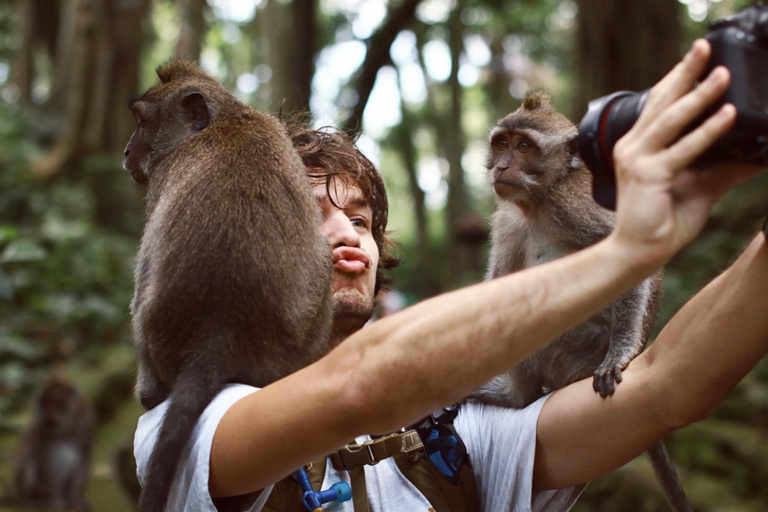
[333,247,370,274]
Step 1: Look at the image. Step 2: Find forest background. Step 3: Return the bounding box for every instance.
[1,0,768,510]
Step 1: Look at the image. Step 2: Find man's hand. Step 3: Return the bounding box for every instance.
[610,39,762,269]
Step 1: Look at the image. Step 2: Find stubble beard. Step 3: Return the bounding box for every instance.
[330,288,375,347]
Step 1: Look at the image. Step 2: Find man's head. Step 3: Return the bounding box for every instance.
[288,124,399,338]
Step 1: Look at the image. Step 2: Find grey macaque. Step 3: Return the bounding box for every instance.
[0,377,94,511]
[474,91,690,512]
[124,60,333,512]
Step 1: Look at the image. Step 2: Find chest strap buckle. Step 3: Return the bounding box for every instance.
[329,430,423,471]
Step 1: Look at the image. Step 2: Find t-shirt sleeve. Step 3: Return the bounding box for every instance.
[454,396,585,512]
[133,384,264,512]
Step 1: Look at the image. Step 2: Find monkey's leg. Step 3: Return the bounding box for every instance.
[592,283,652,397]
[470,364,544,408]
[134,340,169,409]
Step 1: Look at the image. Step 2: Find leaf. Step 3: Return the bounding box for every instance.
[0,239,47,263]
[0,225,18,244]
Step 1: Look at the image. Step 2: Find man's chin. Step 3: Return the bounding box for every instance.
[333,288,375,323]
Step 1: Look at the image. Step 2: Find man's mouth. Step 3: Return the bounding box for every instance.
[333,247,370,274]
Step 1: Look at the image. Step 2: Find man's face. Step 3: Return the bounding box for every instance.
[314,178,380,325]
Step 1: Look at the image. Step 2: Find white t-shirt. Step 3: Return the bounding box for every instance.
[134,384,584,512]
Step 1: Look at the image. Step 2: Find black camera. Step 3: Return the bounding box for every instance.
[578,3,768,210]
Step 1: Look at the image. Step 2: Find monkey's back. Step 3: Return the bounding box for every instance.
[134,103,333,395]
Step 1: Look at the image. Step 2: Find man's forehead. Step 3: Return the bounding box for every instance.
[313,180,369,208]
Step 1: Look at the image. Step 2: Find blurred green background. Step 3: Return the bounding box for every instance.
[0,0,767,510]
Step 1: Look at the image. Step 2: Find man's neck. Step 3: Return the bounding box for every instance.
[329,316,368,350]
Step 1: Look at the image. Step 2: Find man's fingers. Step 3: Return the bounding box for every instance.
[663,102,736,171]
[644,66,731,152]
[633,39,712,133]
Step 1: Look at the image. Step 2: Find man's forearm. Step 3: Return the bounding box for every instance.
[331,234,656,434]
[644,233,768,426]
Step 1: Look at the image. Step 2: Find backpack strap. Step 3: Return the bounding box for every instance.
[393,451,479,512]
[349,466,370,512]
[329,430,423,471]
[261,459,327,512]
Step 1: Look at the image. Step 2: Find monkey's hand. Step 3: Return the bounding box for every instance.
[591,365,623,398]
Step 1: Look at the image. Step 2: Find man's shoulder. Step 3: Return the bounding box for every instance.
[134,384,260,468]
[137,384,260,430]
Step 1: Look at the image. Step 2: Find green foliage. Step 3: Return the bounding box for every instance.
[0,105,140,423]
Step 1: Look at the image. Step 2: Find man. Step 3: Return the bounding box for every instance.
[135,39,768,511]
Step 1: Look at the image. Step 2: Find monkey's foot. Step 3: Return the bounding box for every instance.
[592,366,623,397]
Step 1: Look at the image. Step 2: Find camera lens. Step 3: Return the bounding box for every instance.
[577,90,649,210]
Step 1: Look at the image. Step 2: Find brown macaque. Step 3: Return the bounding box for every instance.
[0,377,94,511]
[124,60,333,512]
[473,91,690,512]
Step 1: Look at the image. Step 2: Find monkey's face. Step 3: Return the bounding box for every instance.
[487,122,579,204]
[124,90,211,185]
[35,380,84,433]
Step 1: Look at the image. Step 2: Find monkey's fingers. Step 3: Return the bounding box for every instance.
[592,366,623,398]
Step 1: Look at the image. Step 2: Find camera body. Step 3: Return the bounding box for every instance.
[578,4,768,210]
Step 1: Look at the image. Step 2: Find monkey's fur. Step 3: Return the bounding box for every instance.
[474,91,690,512]
[124,61,333,512]
[0,377,94,511]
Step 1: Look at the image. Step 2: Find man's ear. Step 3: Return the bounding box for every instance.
[181,92,210,131]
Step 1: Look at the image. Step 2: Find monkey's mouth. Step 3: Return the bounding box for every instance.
[131,169,149,185]
[493,180,523,197]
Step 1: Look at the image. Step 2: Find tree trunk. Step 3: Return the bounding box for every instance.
[175,0,209,62]
[394,105,440,298]
[292,0,316,113]
[12,0,60,106]
[443,5,485,288]
[256,0,294,114]
[573,0,684,120]
[32,0,150,179]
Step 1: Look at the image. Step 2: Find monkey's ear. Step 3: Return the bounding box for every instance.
[567,134,582,169]
[181,92,210,131]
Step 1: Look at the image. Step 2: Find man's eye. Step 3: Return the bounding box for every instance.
[351,218,368,229]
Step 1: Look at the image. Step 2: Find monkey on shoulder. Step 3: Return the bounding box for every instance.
[476,90,663,408]
[473,93,694,512]
[124,61,333,512]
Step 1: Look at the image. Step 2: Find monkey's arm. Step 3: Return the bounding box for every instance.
[533,233,768,490]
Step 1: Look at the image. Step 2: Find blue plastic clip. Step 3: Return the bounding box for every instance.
[294,467,352,510]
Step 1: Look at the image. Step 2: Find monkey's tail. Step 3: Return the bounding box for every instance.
[647,440,693,512]
[137,364,224,512]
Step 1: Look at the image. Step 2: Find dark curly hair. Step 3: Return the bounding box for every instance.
[287,123,400,295]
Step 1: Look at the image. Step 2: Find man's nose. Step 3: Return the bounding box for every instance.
[324,211,360,247]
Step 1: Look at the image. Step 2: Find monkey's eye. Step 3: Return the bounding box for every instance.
[517,140,532,152]
[494,138,509,151]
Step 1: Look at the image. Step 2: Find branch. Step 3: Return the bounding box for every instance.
[342,0,422,133]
